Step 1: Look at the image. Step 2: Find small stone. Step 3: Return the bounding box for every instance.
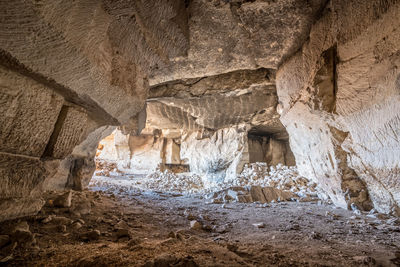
[127,238,142,247]
[368,208,377,215]
[350,203,361,215]
[0,254,13,263]
[353,256,376,264]
[72,222,82,230]
[71,197,92,215]
[115,220,129,230]
[12,221,35,247]
[190,220,202,230]
[81,230,101,241]
[202,224,213,231]
[167,231,176,239]
[58,225,67,233]
[53,191,72,208]
[252,222,266,229]
[186,213,196,221]
[213,225,228,234]
[284,223,300,231]
[42,216,53,223]
[116,228,131,238]
[309,231,322,240]
[0,235,10,248]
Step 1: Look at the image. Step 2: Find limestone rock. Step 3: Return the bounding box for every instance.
[252,222,266,229]
[190,220,203,230]
[81,230,101,241]
[250,186,267,203]
[53,191,72,208]
[49,216,73,225]
[11,221,35,247]
[276,0,400,213]
[1,0,400,222]
[71,222,82,230]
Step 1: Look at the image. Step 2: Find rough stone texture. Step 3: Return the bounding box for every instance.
[276,0,400,214]
[147,88,280,132]
[0,65,63,157]
[181,127,248,183]
[43,126,116,191]
[248,135,295,166]
[43,106,89,159]
[95,129,187,175]
[0,0,190,221]
[149,0,327,85]
[0,0,189,123]
[2,0,400,222]
[146,69,288,146]
[0,154,46,221]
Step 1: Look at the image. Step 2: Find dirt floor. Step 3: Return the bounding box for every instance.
[1,184,400,266]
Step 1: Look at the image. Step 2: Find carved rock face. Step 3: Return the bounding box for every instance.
[1,0,400,221]
[276,0,400,214]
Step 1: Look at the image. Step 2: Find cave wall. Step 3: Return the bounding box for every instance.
[180,127,249,183]
[96,129,187,175]
[149,0,327,85]
[0,64,103,221]
[248,135,295,166]
[276,0,400,214]
[2,0,399,222]
[0,0,189,221]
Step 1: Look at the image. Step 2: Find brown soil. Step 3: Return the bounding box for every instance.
[1,189,399,267]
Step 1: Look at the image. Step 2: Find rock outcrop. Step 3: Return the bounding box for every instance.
[0,0,189,221]
[276,0,400,214]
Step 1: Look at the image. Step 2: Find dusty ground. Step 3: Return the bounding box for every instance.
[1,182,400,266]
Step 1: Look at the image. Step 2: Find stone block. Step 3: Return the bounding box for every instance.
[0,66,63,157]
[250,186,267,203]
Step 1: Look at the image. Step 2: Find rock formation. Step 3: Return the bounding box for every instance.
[276,0,400,214]
[1,0,399,221]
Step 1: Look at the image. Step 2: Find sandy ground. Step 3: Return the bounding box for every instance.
[1,177,400,266]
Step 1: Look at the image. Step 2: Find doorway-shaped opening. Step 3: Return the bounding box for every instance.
[247,132,295,167]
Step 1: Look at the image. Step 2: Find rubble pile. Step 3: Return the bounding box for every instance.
[91,162,326,204]
[234,163,322,198]
[141,170,205,194]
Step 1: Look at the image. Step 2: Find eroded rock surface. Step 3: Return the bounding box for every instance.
[276,0,400,214]
[1,0,400,223]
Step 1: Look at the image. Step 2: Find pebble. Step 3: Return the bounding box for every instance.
[72,222,82,230]
[167,231,177,239]
[116,228,131,238]
[190,220,202,230]
[54,191,72,208]
[81,230,101,241]
[12,221,35,247]
[253,222,266,228]
[352,256,376,264]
